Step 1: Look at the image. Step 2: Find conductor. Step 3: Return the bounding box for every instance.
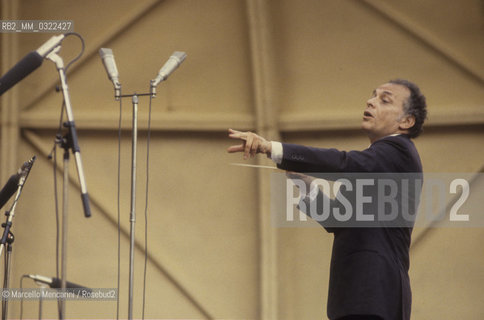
[227,79,427,320]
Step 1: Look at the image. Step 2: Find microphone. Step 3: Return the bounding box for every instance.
[99,48,121,99]
[150,51,186,95]
[0,175,21,210]
[0,34,65,96]
[0,156,36,210]
[27,274,91,291]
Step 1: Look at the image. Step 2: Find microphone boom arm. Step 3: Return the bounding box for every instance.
[46,50,91,219]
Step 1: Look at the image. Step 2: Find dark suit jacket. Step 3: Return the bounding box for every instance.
[277,134,422,320]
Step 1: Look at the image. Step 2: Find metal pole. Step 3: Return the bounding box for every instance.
[60,149,69,319]
[2,245,12,320]
[128,94,138,320]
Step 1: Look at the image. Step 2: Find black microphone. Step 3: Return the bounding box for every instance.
[0,174,21,210]
[28,274,91,291]
[0,34,65,96]
[0,156,36,210]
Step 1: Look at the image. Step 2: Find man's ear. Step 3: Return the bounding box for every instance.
[399,114,415,131]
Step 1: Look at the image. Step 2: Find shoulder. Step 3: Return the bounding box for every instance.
[371,135,422,172]
[372,134,414,150]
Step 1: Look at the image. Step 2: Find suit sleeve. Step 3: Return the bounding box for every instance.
[278,137,410,173]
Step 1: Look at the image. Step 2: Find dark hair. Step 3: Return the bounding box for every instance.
[389,79,427,138]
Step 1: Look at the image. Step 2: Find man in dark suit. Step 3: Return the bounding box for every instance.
[227,79,427,320]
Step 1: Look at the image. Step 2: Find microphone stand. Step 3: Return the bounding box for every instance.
[115,91,152,320]
[45,47,91,319]
[101,49,185,320]
[0,157,35,320]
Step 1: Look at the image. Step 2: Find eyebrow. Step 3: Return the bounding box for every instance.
[372,89,394,97]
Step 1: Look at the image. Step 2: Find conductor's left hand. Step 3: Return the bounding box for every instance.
[227,128,272,159]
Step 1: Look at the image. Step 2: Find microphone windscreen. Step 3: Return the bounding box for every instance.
[0,51,43,96]
[0,174,20,210]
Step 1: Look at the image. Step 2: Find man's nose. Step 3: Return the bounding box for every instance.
[366,98,375,108]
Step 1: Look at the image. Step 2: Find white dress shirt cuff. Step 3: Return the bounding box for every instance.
[270,141,283,164]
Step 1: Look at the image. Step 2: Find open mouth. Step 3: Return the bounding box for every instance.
[363,111,373,118]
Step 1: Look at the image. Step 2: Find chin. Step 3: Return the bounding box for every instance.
[361,124,377,139]
[361,122,371,132]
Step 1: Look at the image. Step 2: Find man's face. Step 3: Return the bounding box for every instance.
[362,83,411,142]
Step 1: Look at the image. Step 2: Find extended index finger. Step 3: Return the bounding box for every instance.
[228,128,247,140]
